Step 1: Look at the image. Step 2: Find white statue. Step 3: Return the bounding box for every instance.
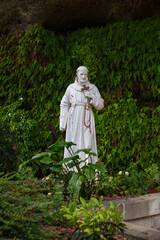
[60,66,104,168]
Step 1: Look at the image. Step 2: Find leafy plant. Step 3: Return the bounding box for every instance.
[0,119,18,173]
[144,163,160,189]
[96,98,160,174]
[0,17,160,176]
[31,141,106,199]
[0,172,64,239]
[61,196,126,239]
[95,169,149,196]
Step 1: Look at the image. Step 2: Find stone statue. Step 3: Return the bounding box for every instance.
[60,66,104,168]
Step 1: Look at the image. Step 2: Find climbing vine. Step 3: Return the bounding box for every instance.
[0,17,159,173]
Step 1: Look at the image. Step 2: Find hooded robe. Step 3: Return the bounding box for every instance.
[60,79,104,169]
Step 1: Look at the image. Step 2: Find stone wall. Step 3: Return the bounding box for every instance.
[1,0,160,32]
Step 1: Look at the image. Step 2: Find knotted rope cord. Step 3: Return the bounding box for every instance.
[81,85,92,134]
[84,104,92,133]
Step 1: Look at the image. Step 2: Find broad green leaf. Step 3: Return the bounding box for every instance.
[48,141,60,151]
[99,196,103,204]
[59,141,76,148]
[91,197,99,206]
[98,213,104,220]
[94,162,106,172]
[69,174,84,196]
[84,228,93,234]
[89,152,97,156]
[50,165,63,172]
[63,214,73,220]
[78,209,88,217]
[80,197,87,208]
[74,148,92,155]
[32,152,51,160]
[110,201,115,208]
[83,166,95,179]
[60,206,70,214]
[94,227,100,232]
[59,156,78,165]
[69,201,76,213]
[87,163,97,169]
[73,230,81,240]
[40,157,54,164]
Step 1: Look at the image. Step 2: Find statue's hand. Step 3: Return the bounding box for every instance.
[86,96,92,103]
[84,92,94,103]
[84,92,93,99]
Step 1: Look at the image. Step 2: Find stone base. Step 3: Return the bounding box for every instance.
[102,193,160,240]
[124,222,160,240]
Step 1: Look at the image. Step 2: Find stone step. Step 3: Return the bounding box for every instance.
[102,193,160,240]
[124,222,160,240]
[103,193,160,220]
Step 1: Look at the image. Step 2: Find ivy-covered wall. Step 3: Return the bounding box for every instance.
[0,17,159,174]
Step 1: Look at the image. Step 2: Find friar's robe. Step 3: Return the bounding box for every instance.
[60,80,104,169]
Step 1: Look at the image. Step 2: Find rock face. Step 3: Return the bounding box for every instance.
[1,0,160,32]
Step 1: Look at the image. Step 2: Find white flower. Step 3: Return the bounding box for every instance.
[118,171,122,175]
[42,176,50,181]
[20,97,23,101]
[8,113,11,116]
[125,171,129,176]
[48,192,51,196]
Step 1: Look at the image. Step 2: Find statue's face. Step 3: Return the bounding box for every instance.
[77,70,88,85]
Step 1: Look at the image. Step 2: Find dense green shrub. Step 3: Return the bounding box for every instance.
[61,196,126,239]
[0,120,17,173]
[0,99,51,168]
[0,17,159,171]
[95,170,149,196]
[30,141,105,198]
[96,97,160,174]
[0,173,64,239]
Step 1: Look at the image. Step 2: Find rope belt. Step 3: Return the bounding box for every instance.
[84,103,92,133]
[71,102,92,133]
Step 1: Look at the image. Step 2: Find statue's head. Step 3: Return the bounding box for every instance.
[76,66,88,85]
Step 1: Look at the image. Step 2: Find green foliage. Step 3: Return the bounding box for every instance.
[31,141,106,199]
[0,120,18,173]
[95,169,149,196]
[0,172,64,239]
[145,163,160,189]
[61,196,126,239]
[96,98,160,174]
[0,17,160,172]
[0,99,49,167]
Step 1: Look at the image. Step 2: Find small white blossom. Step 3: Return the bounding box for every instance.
[118,171,122,175]
[42,176,50,181]
[20,97,23,101]
[125,171,129,176]
[8,113,11,116]
[48,192,51,196]
[95,174,99,181]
